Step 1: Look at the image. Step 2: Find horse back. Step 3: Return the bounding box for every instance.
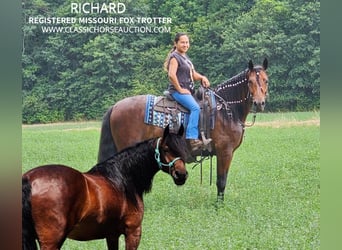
[110,95,163,151]
[23,164,87,198]
[23,165,89,239]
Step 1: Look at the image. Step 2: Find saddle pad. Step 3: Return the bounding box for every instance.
[144,95,189,129]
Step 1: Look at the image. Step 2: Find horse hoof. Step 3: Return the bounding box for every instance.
[217,193,224,202]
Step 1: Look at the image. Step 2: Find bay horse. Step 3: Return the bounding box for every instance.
[22,125,188,250]
[98,59,268,201]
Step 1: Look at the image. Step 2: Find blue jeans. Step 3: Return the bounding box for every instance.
[171,92,200,139]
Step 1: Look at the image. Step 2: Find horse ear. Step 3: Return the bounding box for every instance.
[163,124,170,138]
[178,124,184,136]
[248,60,254,71]
[263,58,268,70]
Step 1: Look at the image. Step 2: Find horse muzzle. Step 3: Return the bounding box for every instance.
[171,169,188,185]
[253,99,266,112]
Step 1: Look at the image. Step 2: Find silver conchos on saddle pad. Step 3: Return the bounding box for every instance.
[144,95,189,130]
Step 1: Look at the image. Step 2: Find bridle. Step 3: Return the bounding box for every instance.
[244,67,264,127]
[210,67,266,128]
[208,66,264,127]
[154,138,182,169]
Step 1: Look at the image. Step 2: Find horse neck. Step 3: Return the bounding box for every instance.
[88,139,159,197]
[214,70,252,122]
[124,140,160,194]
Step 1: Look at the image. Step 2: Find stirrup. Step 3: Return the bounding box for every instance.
[201,132,212,152]
[201,132,212,145]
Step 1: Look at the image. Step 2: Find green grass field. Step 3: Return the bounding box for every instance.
[22,112,320,249]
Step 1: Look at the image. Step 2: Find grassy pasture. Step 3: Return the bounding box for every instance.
[22,112,320,249]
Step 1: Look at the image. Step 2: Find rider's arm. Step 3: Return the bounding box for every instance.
[193,70,210,88]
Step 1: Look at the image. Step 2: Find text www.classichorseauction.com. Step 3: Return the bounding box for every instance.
[26,2,172,34]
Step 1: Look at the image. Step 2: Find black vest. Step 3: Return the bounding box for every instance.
[167,51,194,93]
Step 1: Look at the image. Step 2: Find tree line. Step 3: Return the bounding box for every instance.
[22,0,320,124]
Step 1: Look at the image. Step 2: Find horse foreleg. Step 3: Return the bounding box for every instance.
[35,223,67,250]
[124,226,142,250]
[216,149,233,201]
[106,236,119,250]
[38,240,65,250]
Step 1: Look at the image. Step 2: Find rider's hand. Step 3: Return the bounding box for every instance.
[179,88,191,95]
[201,76,210,88]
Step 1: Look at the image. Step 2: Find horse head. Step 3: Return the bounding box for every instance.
[156,124,188,185]
[247,58,269,111]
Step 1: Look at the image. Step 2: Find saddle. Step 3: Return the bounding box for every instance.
[144,87,216,147]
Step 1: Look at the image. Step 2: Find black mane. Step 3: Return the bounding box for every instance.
[214,64,264,122]
[215,65,264,101]
[215,69,249,102]
[87,132,187,205]
[87,138,159,204]
[214,69,251,122]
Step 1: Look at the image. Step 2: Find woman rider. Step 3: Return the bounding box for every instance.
[164,32,211,151]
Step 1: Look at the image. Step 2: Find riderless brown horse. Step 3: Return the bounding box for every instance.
[98,59,268,201]
[22,125,188,250]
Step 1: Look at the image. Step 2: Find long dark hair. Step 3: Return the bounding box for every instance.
[163,32,189,72]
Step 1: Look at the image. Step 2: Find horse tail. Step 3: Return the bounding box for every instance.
[22,177,38,250]
[97,106,118,163]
